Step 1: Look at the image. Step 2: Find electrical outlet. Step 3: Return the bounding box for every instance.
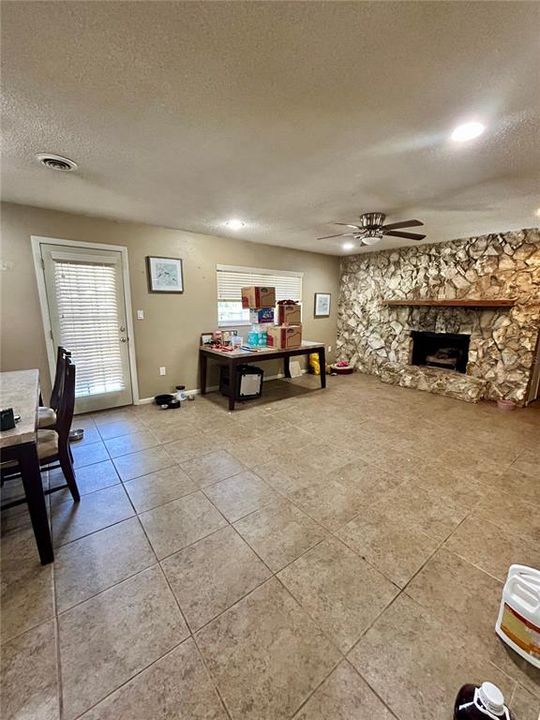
[328,345,332,352]
[137,309,144,320]
[159,366,166,376]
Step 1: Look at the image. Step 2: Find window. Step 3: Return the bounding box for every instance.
[216,265,303,326]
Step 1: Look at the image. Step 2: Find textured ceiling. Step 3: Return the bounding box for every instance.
[1,1,539,255]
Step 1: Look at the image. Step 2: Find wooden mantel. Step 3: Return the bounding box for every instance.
[382,299,516,308]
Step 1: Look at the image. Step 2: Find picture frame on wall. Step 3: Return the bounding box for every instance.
[314,292,331,317]
[146,256,184,293]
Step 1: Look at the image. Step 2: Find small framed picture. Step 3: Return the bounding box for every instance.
[146,256,184,293]
[314,292,331,317]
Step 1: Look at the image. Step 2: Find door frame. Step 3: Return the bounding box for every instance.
[31,235,140,407]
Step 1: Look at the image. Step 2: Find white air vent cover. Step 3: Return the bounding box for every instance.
[36,153,78,172]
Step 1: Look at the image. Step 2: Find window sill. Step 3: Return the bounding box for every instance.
[217,322,251,329]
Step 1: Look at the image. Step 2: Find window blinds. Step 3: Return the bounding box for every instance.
[216,268,302,303]
[54,261,125,397]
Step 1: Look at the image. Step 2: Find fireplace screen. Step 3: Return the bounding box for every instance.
[410,331,470,374]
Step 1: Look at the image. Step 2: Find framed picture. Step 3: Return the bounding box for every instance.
[146,256,184,293]
[314,292,331,317]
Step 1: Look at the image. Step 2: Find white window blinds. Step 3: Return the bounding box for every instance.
[216,266,303,326]
[54,260,126,397]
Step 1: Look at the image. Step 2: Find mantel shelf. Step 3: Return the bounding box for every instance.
[382,299,516,309]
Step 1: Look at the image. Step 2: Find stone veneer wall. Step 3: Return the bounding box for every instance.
[336,228,540,404]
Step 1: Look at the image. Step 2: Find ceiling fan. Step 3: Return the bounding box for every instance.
[317,212,426,246]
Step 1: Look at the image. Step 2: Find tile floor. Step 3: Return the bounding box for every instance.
[1,373,539,720]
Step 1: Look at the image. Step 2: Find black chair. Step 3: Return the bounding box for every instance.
[38,346,70,429]
[1,358,80,506]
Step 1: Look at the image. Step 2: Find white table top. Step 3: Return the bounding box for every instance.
[0,369,39,448]
[200,340,325,358]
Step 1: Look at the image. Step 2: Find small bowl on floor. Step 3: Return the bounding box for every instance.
[69,428,84,442]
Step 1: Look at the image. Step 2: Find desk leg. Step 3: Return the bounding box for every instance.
[228,360,237,411]
[19,443,53,565]
[318,347,327,389]
[200,353,208,395]
[283,356,291,379]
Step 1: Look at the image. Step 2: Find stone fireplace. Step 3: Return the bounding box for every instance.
[410,331,470,373]
[336,228,540,404]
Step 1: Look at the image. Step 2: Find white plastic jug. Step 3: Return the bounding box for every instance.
[495,564,540,668]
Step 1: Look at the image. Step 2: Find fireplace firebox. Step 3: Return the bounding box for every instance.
[410,331,470,374]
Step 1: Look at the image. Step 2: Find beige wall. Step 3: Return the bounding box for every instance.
[0,202,339,400]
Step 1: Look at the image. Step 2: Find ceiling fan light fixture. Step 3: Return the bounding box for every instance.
[450,121,485,142]
[362,230,383,245]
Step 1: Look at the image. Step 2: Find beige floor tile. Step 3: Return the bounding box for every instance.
[511,449,540,479]
[196,578,341,720]
[123,464,196,513]
[444,515,540,582]
[79,639,227,719]
[203,470,276,522]
[475,491,540,546]
[49,459,120,505]
[380,481,469,541]
[52,484,134,546]
[293,660,395,720]
[278,537,398,652]
[165,435,226,464]
[0,620,59,720]
[96,417,145,440]
[113,445,174,481]
[337,506,439,587]
[348,593,515,720]
[234,497,327,572]
[483,464,540,506]
[104,429,160,458]
[289,477,368,531]
[55,517,155,612]
[162,526,271,631]
[333,459,403,503]
[1,527,54,642]
[406,548,540,698]
[72,440,110,468]
[180,449,245,487]
[59,565,188,720]
[139,491,227,559]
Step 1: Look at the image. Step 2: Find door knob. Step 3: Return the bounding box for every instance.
[120,337,128,343]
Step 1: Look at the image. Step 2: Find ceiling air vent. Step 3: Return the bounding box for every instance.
[36,153,78,172]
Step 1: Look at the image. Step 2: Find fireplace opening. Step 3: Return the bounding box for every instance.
[410,331,470,373]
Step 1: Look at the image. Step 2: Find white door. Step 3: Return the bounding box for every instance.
[40,243,133,413]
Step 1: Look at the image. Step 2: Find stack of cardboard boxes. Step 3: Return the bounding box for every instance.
[241,286,302,349]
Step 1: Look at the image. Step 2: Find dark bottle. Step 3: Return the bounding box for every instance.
[454,682,513,719]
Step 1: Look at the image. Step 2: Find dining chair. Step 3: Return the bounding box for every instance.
[1,358,80,504]
[38,346,70,429]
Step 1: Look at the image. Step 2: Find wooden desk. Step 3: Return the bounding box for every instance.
[199,341,326,411]
[0,370,54,564]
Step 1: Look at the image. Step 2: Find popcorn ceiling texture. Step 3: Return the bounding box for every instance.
[336,229,540,404]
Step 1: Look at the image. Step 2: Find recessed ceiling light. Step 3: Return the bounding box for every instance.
[535,207,540,218]
[450,122,486,142]
[342,242,355,250]
[224,219,246,230]
[36,153,78,172]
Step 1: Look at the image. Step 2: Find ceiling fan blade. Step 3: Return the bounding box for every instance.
[317,231,354,240]
[384,230,426,241]
[382,219,423,231]
[334,222,362,230]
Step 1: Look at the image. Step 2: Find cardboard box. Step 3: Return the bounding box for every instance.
[266,325,302,349]
[277,303,301,325]
[249,307,275,325]
[241,286,276,309]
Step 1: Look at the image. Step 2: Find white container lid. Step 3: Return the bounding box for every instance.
[478,682,505,716]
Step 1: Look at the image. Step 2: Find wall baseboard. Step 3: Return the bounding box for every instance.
[135,370,305,405]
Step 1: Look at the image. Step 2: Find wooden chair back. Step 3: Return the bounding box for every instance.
[55,358,76,446]
[49,346,70,410]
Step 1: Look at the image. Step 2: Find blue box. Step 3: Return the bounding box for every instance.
[249,307,275,324]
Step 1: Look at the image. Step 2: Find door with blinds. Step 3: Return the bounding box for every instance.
[40,243,133,413]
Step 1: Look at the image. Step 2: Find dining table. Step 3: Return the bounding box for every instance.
[0,369,54,564]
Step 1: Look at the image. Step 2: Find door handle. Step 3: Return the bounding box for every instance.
[119,326,126,332]
[120,337,128,343]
